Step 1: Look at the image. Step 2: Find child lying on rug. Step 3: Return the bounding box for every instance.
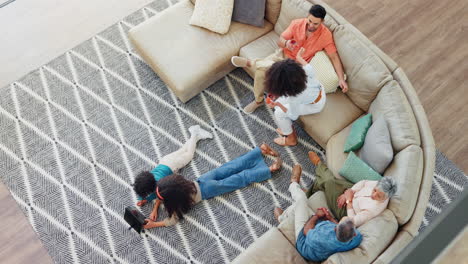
[133,125,212,219]
[142,144,282,228]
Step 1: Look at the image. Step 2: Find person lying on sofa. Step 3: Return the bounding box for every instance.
[133,125,212,214]
[231,4,348,114]
[264,49,325,146]
[307,151,398,227]
[142,144,282,228]
[274,164,362,262]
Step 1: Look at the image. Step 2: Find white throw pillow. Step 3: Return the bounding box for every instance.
[189,0,234,35]
[309,51,342,93]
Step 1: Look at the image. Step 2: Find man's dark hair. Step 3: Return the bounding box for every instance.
[264,59,307,97]
[158,174,197,220]
[309,5,326,20]
[133,171,156,198]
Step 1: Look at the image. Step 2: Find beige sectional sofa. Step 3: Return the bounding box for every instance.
[129,0,436,263]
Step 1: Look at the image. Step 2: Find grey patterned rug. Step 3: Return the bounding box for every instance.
[0,1,466,263]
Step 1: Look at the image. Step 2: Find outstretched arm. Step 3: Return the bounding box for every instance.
[143,219,166,229]
[328,52,348,93]
[149,199,162,221]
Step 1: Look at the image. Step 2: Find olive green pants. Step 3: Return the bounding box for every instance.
[306,162,354,220]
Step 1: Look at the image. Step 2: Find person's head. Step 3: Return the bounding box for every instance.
[157,174,197,219]
[307,5,326,32]
[371,177,398,201]
[335,216,357,242]
[264,59,307,97]
[133,171,156,199]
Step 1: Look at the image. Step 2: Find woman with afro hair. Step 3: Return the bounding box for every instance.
[265,47,326,146]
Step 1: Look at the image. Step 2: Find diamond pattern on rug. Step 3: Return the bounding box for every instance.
[0,1,466,263]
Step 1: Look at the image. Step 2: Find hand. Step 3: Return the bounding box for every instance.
[337,194,347,208]
[149,210,158,221]
[344,189,354,201]
[321,207,331,218]
[296,47,306,60]
[143,219,155,229]
[286,40,297,51]
[137,200,147,207]
[339,79,348,93]
[316,208,326,218]
[266,100,277,109]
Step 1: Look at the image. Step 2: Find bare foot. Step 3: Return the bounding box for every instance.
[260,143,279,157]
[269,157,282,172]
[274,207,283,222]
[290,164,302,183]
[274,133,297,146]
[308,151,321,166]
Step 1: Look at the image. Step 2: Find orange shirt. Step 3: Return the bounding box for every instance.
[281,19,337,62]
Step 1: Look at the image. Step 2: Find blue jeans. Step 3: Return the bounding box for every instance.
[197,147,271,200]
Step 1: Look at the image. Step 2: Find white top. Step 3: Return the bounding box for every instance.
[347,180,389,227]
[275,64,325,120]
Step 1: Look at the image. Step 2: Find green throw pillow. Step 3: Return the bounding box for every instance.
[339,151,382,183]
[344,113,373,152]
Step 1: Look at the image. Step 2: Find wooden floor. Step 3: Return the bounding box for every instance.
[0,0,466,263]
[328,0,468,172]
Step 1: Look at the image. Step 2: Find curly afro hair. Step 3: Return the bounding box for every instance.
[133,171,157,199]
[157,174,197,220]
[264,59,307,97]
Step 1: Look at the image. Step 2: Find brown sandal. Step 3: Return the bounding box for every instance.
[260,143,279,157]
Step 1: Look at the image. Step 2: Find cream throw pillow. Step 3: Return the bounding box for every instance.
[310,51,343,93]
[189,0,234,34]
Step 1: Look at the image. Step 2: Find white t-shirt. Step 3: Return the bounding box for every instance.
[275,64,325,120]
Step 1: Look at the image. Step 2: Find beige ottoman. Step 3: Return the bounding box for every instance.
[128,0,274,103]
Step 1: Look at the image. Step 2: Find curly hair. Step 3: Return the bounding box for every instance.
[157,174,197,220]
[133,171,157,199]
[264,59,307,97]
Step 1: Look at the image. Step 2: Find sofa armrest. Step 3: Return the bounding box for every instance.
[232,228,308,264]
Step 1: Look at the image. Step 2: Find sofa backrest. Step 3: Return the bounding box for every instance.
[189,0,282,25]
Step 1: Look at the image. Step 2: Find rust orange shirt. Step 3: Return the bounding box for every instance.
[281,19,337,62]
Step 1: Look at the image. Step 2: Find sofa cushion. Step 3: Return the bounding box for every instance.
[298,91,363,148]
[368,80,421,152]
[190,0,234,34]
[274,0,338,35]
[326,210,398,264]
[232,0,266,27]
[326,124,350,179]
[344,113,372,152]
[333,25,393,111]
[265,0,282,24]
[360,117,394,174]
[129,1,273,102]
[339,151,382,183]
[232,228,309,264]
[384,145,423,225]
[310,51,340,93]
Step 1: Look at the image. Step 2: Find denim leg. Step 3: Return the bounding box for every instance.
[198,147,263,183]
[199,159,271,200]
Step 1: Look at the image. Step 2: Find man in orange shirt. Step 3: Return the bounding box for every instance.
[231,5,348,114]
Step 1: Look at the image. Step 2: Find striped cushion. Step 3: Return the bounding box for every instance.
[310,51,342,93]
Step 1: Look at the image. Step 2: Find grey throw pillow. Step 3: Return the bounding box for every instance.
[232,0,266,27]
[359,117,394,174]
